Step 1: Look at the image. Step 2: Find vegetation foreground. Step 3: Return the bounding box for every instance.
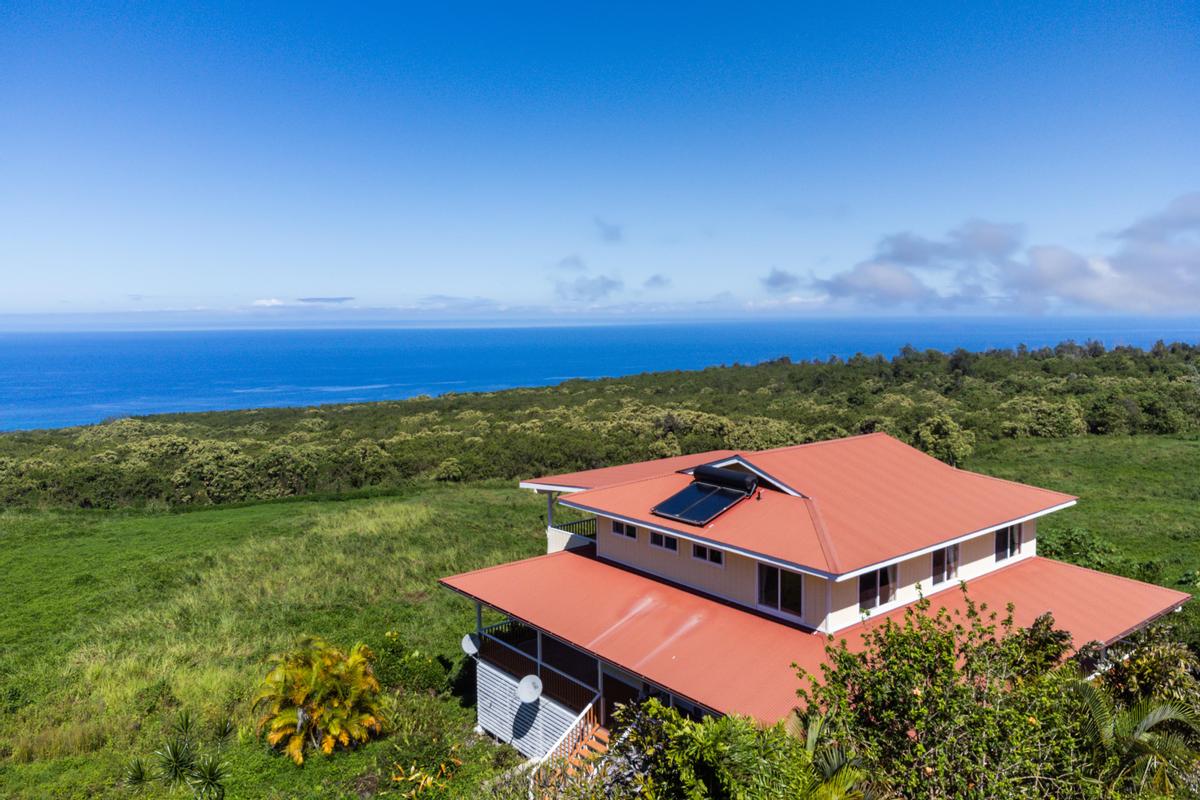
[0,435,1198,797]
[2,341,1200,797]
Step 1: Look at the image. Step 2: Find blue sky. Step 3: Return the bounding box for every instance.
[1,1,1198,328]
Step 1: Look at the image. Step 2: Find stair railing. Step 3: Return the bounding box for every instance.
[527,693,599,796]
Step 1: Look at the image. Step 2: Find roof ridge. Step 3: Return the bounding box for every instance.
[748,430,889,457]
[803,497,841,574]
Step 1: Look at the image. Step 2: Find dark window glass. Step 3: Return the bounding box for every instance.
[709,549,723,565]
[664,535,678,551]
[995,528,1009,560]
[780,570,803,616]
[693,544,706,560]
[859,571,878,610]
[650,531,663,547]
[758,564,779,608]
[879,565,895,604]
[933,548,946,583]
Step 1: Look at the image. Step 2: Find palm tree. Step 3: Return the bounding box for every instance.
[786,712,886,800]
[1073,680,1200,796]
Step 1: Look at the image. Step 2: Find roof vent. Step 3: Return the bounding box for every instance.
[650,465,757,526]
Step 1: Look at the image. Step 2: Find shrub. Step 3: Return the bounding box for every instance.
[375,631,449,693]
[253,637,389,765]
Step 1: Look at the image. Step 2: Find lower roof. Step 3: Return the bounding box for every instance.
[440,551,1190,724]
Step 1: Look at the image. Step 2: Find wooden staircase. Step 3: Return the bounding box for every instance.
[564,723,609,778]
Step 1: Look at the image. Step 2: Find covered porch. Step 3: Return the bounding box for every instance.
[476,614,706,727]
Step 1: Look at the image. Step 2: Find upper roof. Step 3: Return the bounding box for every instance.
[440,549,1190,724]
[520,449,736,492]
[538,433,1076,576]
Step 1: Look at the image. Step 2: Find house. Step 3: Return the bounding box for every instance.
[439,432,1189,763]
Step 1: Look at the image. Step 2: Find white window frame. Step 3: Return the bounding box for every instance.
[757,563,804,620]
[994,524,1022,561]
[691,543,725,568]
[649,531,679,553]
[858,564,898,611]
[611,520,637,540]
[931,543,959,586]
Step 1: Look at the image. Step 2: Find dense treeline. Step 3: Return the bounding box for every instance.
[1,339,1197,508]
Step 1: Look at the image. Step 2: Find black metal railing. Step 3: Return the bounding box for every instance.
[552,517,597,539]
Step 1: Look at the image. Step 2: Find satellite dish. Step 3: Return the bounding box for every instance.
[460,633,479,656]
[516,674,543,704]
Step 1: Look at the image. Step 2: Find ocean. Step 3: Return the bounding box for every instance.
[1,317,1198,431]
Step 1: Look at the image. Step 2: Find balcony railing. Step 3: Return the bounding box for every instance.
[479,619,597,712]
[550,517,597,539]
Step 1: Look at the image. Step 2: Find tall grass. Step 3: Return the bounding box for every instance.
[0,484,544,797]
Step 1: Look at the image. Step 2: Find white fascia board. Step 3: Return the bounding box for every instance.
[831,500,1077,583]
[697,455,805,497]
[518,481,587,493]
[557,497,836,580]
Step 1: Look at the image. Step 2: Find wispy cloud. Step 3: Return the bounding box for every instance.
[297,296,355,304]
[555,254,587,271]
[594,217,624,243]
[760,268,801,293]
[556,274,623,302]
[643,274,671,289]
[252,298,286,307]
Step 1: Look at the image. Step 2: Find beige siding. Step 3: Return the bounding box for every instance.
[597,516,758,607]
[597,515,825,629]
[598,514,1043,635]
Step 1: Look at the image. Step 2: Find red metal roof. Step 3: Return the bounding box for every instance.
[555,433,1077,575]
[440,550,1189,724]
[521,450,736,491]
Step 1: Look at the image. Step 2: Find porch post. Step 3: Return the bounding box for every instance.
[536,630,543,671]
[546,491,557,528]
[823,580,833,634]
[474,601,482,634]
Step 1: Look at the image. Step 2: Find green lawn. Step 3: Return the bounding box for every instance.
[1,436,1198,798]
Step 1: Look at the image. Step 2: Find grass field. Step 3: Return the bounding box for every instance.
[1,435,1198,798]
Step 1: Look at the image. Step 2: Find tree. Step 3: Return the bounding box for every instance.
[253,637,389,765]
[912,413,975,466]
[799,590,1097,799]
[1073,679,1200,796]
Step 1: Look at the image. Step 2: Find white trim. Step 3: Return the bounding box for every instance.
[693,455,806,497]
[690,542,726,569]
[826,551,1039,632]
[929,542,960,587]
[564,498,1074,584]
[519,481,588,494]
[855,563,899,613]
[831,501,1075,582]
[649,531,680,553]
[755,562,806,622]
[559,499,838,579]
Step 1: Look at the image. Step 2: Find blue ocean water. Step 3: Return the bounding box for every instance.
[1,318,1198,431]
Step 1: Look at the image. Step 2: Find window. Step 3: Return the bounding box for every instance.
[611,520,636,540]
[994,525,1022,561]
[932,544,959,585]
[691,543,724,566]
[757,563,803,617]
[649,531,678,552]
[859,564,898,611]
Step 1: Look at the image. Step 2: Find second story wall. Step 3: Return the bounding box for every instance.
[826,519,1039,632]
[592,512,1040,634]
[596,515,826,630]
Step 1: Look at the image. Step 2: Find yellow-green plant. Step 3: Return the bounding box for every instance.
[253,637,388,765]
